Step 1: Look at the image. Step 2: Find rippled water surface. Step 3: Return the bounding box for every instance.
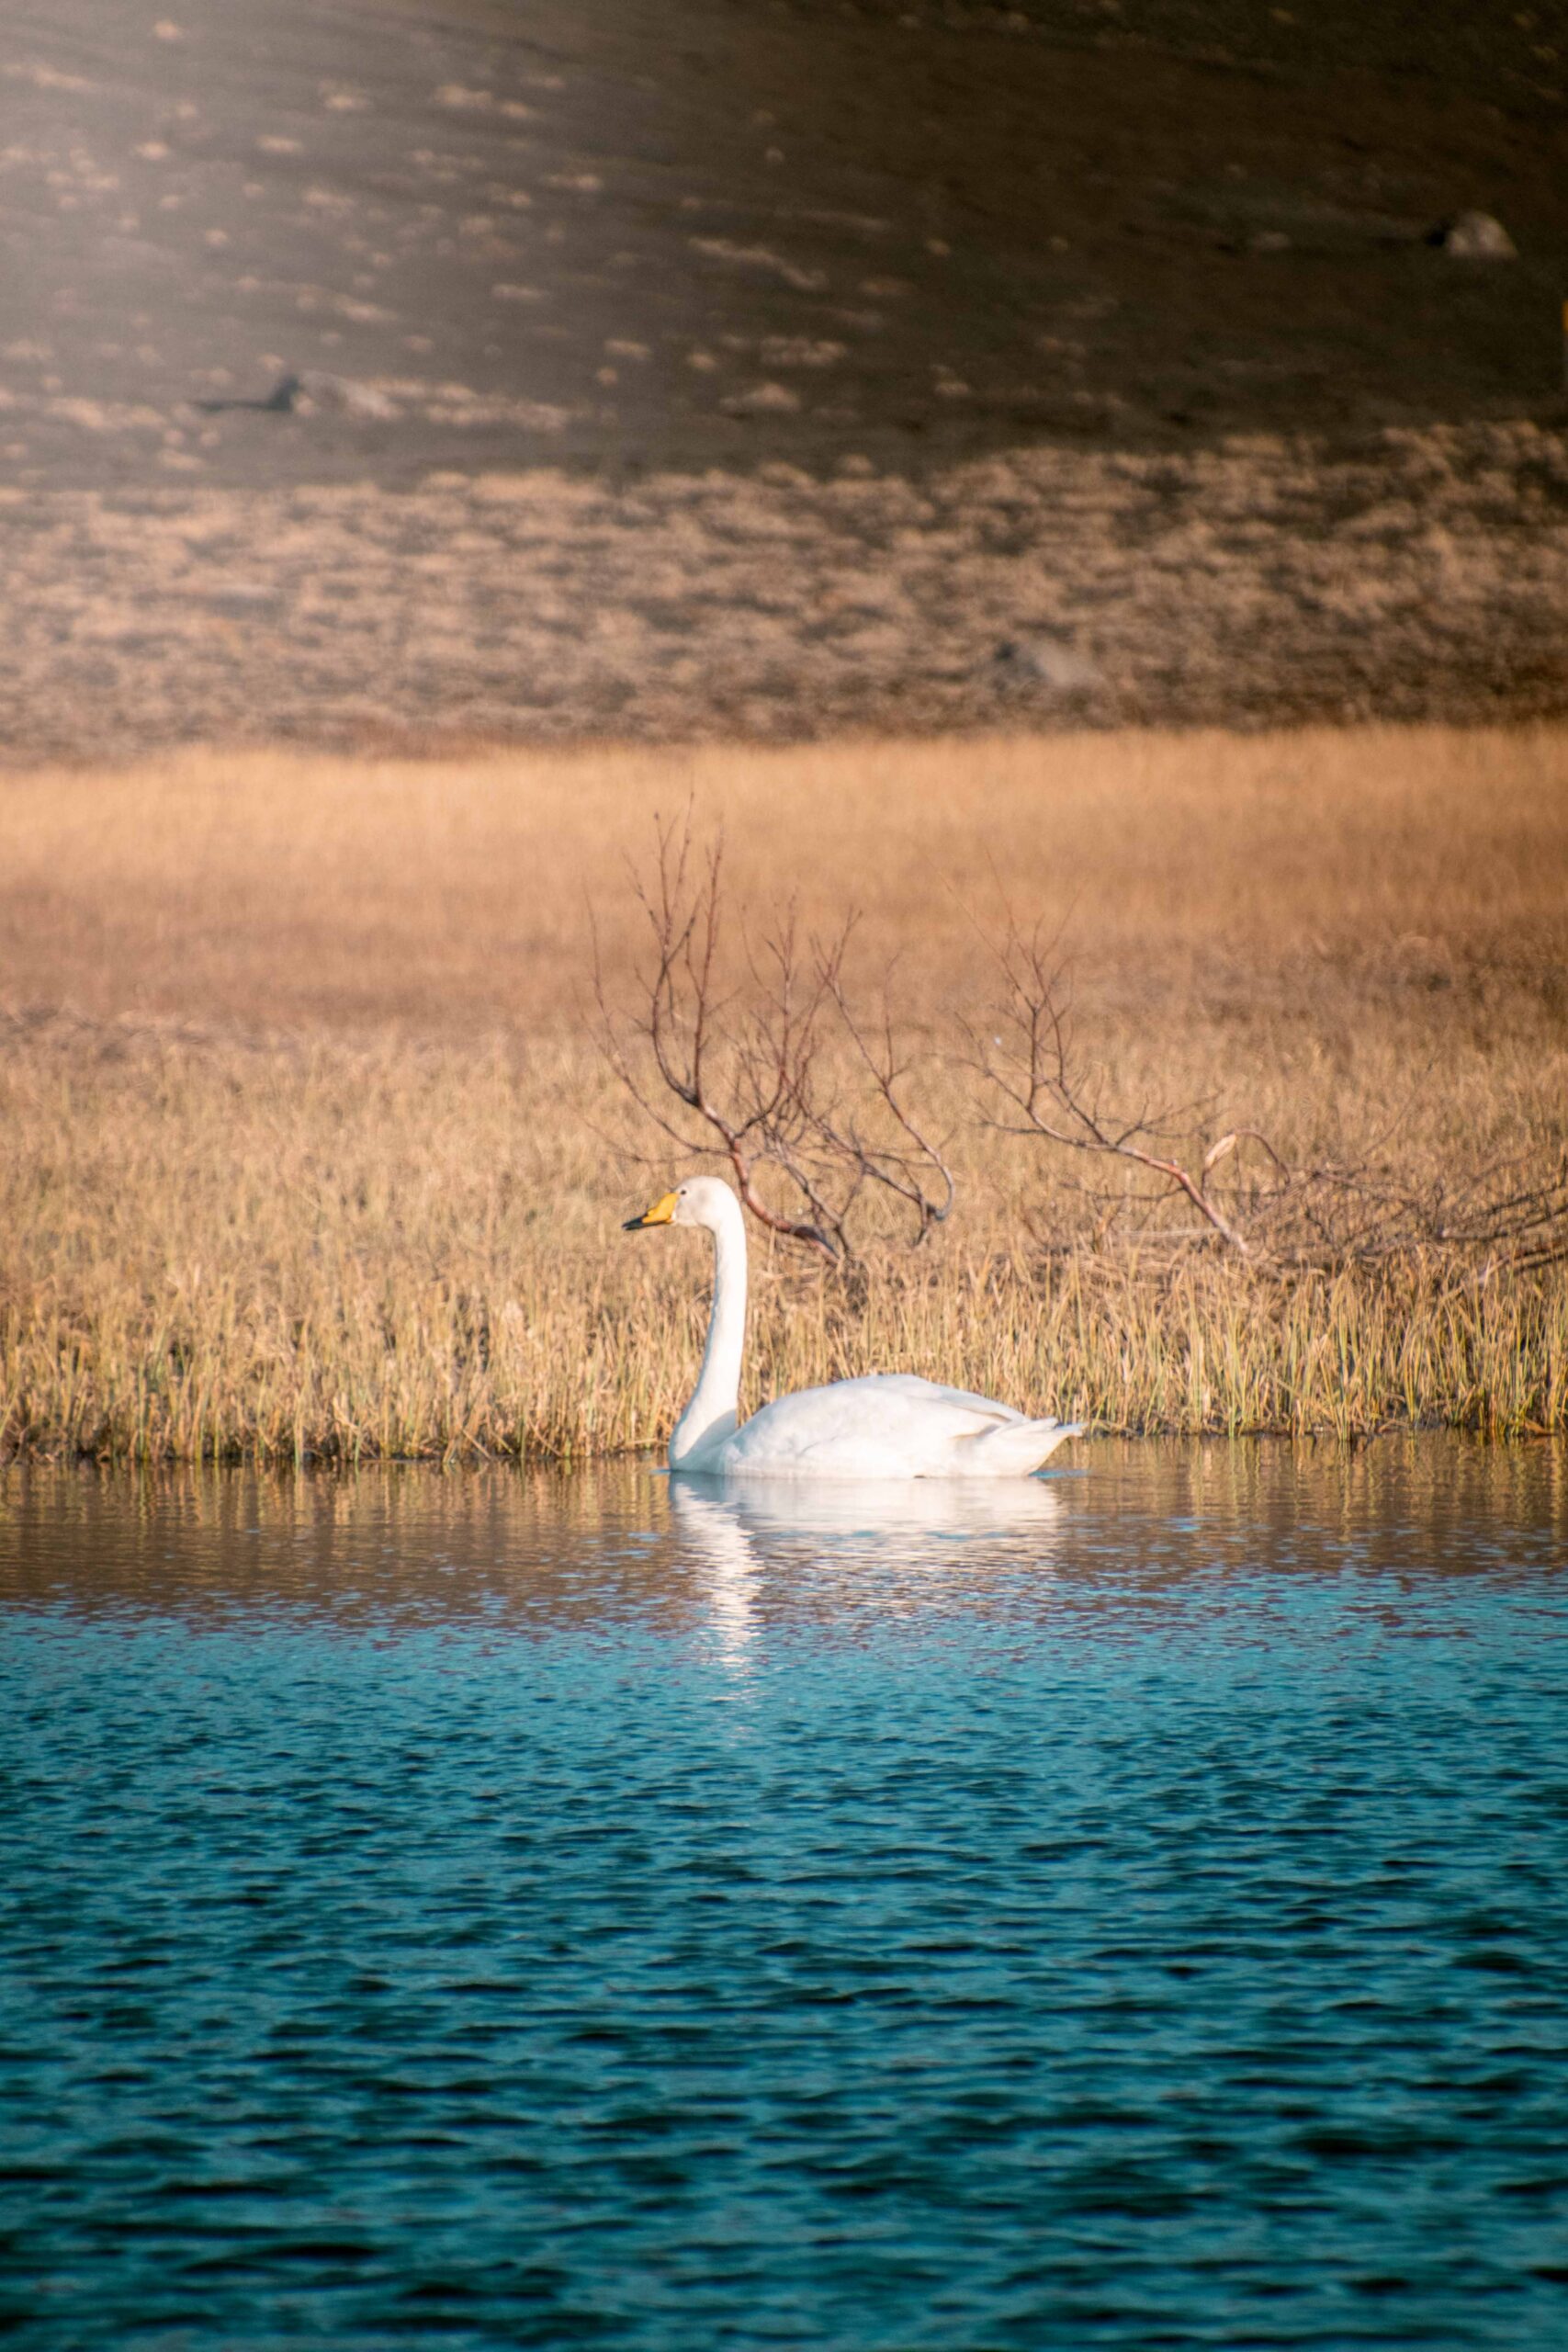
[4,1442,1567,2349]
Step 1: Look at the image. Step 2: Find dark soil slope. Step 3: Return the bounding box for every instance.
[2,0,1565,751]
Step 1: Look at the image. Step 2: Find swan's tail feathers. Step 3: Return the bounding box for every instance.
[954,1417,1082,1477]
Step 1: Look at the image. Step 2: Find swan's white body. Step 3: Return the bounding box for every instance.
[625,1176,1080,1480]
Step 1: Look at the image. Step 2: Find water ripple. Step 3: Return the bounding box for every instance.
[2,1442,1566,2347]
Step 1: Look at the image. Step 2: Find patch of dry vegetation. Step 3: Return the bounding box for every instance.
[12,428,1568,763]
[2,724,1565,1459]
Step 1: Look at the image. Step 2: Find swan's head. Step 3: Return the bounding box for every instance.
[623,1174,735,1234]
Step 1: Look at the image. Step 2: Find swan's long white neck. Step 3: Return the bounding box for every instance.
[669,1188,748,1469]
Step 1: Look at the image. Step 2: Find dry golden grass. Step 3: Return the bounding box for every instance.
[3,723,1566,1459]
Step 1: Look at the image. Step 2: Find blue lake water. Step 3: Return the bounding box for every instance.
[3,1441,1566,2350]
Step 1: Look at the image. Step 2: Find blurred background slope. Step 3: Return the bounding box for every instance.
[2,0,1565,750]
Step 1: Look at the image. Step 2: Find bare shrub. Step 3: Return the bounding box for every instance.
[972,910,1568,1274]
[595,814,953,1265]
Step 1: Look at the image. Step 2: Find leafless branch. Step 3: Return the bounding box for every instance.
[595,810,953,1264]
[969,912,1259,1255]
[968,909,1568,1273]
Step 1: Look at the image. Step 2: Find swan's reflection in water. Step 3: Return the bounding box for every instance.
[668,1474,1066,1661]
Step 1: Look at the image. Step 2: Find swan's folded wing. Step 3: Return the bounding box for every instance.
[856,1373,1029,1427]
[951,1416,1082,1475]
[722,1374,1045,1476]
[725,1377,926,1466]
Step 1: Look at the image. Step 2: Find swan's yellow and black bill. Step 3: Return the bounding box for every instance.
[623,1190,679,1232]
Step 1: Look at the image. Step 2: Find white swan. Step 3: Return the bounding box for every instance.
[624,1175,1081,1479]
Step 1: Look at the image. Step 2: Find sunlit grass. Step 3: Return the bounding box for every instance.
[2,724,1564,1458]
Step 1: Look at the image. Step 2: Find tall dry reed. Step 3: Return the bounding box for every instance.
[2,725,1564,1459]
